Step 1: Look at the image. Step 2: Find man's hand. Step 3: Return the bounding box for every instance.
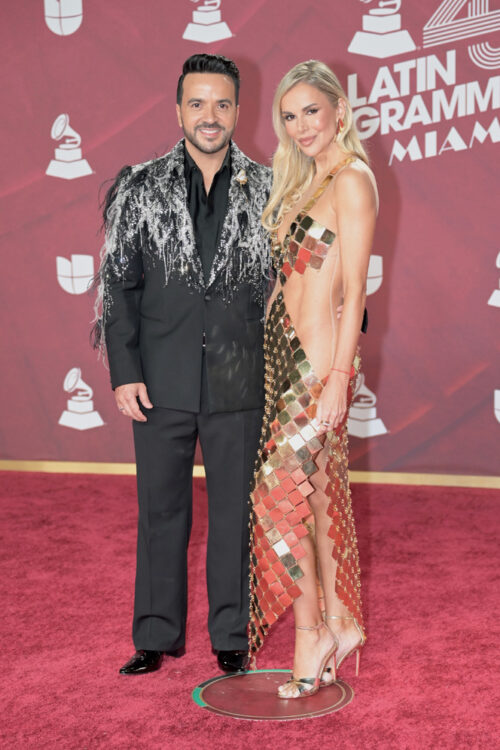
[115,383,153,422]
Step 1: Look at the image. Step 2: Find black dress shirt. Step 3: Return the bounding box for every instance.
[184,144,231,284]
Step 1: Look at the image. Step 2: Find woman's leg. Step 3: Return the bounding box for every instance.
[307,440,364,670]
[278,530,337,697]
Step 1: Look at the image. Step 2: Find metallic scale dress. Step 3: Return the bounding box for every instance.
[249,157,365,659]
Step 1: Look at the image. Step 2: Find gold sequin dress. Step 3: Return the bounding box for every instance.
[249,158,364,658]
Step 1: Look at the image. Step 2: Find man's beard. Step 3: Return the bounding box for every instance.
[182,121,234,154]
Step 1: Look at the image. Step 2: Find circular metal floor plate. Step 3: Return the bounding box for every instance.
[192,669,354,721]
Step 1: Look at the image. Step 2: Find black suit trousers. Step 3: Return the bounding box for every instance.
[131,355,263,652]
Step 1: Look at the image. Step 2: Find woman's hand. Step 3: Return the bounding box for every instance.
[314,371,350,434]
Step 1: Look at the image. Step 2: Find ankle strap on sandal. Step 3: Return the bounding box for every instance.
[296,622,324,631]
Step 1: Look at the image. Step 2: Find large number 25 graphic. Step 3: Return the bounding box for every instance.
[423,0,500,69]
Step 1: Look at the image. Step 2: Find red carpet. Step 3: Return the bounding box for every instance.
[1,472,498,749]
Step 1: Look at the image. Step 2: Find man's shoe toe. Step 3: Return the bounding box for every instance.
[119,650,163,675]
[217,650,249,673]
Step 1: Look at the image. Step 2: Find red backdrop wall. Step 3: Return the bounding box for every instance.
[1,1,499,474]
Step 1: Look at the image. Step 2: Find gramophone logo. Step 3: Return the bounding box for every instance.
[183,0,232,44]
[348,0,416,59]
[494,390,500,424]
[59,367,104,430]
[348,373,388,438]
[44,0,83,36]
[487,251,500,307]
[56,254,94,295]
[367,255,383,295]
[46,114,93,180]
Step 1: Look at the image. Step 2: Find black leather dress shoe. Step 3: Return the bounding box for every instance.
[217,650,250,673]
[119,650,163,675]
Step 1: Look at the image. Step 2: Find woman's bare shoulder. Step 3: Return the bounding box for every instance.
[334,159,379,214]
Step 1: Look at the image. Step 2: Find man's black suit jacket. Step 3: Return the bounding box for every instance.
[98,140,272,414]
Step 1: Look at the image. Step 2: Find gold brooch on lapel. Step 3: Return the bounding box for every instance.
[235,168,248,186]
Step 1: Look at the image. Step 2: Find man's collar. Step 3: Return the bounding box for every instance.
[183,140,231,178]
[163,139,253,190]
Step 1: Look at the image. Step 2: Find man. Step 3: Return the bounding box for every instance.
[93,54,272,674]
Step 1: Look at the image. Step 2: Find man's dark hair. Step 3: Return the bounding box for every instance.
[176,54,240,105]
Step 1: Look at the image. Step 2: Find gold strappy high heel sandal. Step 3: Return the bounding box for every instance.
[277,622,338,699]
[323,614,365,679]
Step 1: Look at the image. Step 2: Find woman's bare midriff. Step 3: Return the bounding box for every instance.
[282,242,342,380]
[276,180,343,380]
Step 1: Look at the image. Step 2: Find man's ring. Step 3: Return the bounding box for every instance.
[119,407,125,411]
[321,420,330,426]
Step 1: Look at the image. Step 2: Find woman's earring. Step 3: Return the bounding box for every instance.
[336,118,345,139]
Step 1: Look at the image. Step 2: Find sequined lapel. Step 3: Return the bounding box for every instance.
[206,141,250,289]
[161,141,205,288]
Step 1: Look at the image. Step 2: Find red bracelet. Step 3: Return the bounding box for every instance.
[331,367,350,376]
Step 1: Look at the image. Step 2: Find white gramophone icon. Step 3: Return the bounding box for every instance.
[183,0,232,44]
[348,0,416,59]
[58,367,104,430]
[56,254,94,295]
[367,255,383,295]
[46,114,93,180]
[487,252,500,307]
[348,373,388,438]
[44,0,83,36]
[494,390,500,424]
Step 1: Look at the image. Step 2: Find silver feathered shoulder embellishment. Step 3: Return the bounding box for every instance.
[91,141,273,358]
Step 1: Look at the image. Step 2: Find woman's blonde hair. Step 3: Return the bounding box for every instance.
[262,60,368,231]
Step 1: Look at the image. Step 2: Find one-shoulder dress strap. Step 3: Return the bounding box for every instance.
[270,155,357,259]
[300,155,356,216]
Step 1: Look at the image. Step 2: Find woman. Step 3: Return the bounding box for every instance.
[249,60,378,699]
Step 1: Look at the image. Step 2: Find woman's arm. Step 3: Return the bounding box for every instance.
[316,167,377,431]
